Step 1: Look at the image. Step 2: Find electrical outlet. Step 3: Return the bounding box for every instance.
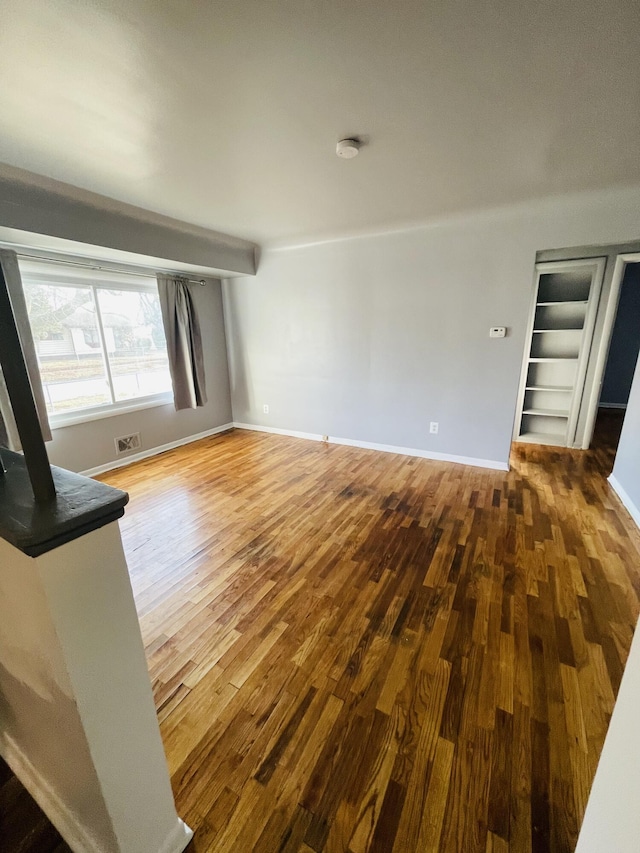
[429,422,439,435]
[263,404,269,414]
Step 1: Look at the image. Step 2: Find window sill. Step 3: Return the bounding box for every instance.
[50,393,174,430]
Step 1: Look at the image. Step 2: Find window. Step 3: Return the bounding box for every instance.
[20,259,172,422]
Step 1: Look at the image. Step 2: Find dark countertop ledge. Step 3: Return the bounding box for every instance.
[0,450,129,557]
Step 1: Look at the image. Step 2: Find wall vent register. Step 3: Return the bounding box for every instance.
[115,432,142,454]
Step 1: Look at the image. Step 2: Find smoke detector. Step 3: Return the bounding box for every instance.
[336,138,362,159]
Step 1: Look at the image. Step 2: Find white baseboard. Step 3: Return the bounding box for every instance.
[233,422,323,443]
[80,423,234,477]
[0,733,193,853]
[608,475,640,530]
[158,819,194,853]
[0,733,102,852]
[233,422,509,471]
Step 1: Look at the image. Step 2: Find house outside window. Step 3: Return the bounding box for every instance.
[20,258,173,424]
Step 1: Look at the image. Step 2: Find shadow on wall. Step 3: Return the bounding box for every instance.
[0,661,117,848]
[223,283,252,419]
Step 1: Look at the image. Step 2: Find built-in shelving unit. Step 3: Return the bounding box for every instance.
[514,258,606,447]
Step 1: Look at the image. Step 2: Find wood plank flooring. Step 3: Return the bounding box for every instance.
[0,756,70,853]
[94,415,640,853]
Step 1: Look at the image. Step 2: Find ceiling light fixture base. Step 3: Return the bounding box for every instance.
[336,138,362,159]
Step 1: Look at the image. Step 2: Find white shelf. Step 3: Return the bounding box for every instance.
[525,385,573,393]
[529,357,579,363]
[522,408,569,418]
[516,258,605,449]
[536,300,589,307]
[517,431,567,446]
[532,328,584,333]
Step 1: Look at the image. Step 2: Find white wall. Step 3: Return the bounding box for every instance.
[0,524,191,853]
[577,364,640,849]
[47,278,233,473]
[224,186,640,467]
[0,164,256,276]
[575,610,640,852]
[0,537,116,850]
[610,357,640,523]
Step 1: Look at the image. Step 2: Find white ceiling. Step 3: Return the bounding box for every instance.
[1,0,639,247]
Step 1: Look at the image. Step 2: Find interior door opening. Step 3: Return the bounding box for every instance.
[589,260,640,470]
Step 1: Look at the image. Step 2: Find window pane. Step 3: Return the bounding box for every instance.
[95,289,172,402]
[23,283,112,414]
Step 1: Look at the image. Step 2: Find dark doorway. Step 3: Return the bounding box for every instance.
[592,262,640,466]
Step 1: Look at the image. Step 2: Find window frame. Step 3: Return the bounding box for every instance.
[24,274,173,429]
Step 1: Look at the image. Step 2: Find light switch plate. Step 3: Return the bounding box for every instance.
[490,327,507,338]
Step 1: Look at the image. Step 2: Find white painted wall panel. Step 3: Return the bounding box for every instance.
[224,186,640,467]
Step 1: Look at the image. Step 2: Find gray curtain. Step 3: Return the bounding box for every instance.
[0,250,52,449]
[157,275,207,410]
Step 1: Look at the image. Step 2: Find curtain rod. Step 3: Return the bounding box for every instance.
[14,251,208,285]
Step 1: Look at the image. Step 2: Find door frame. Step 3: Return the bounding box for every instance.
[581,252,640,449]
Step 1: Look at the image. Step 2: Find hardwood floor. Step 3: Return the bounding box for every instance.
[94,426,640,852]
[591,406,625,459]
[0,757,70,853]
